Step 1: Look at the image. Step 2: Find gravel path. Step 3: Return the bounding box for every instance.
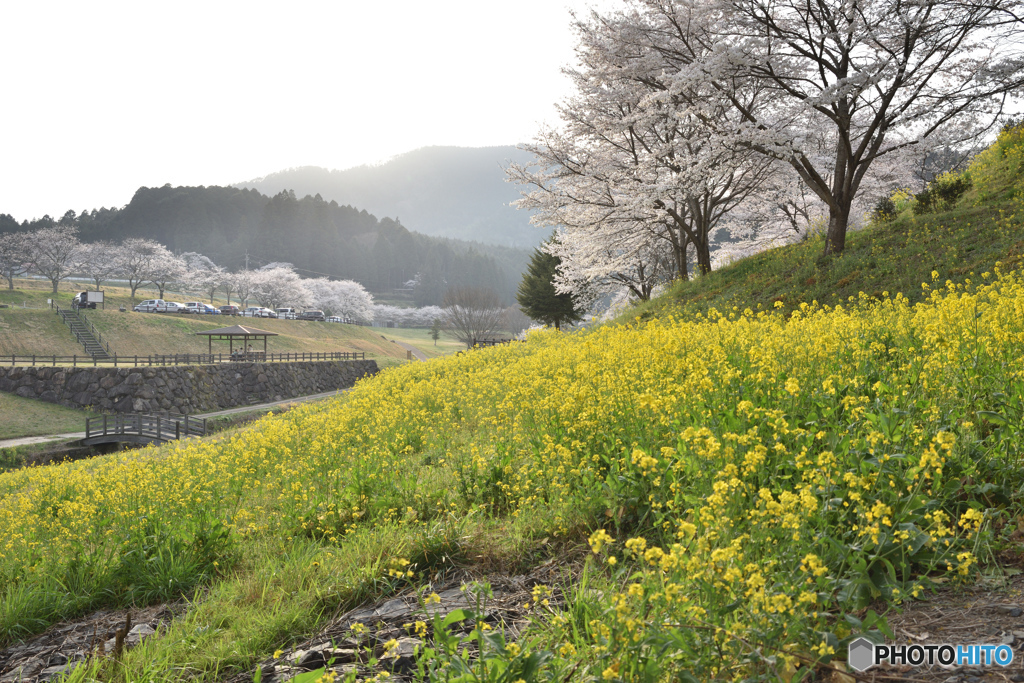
[393,341,428,361]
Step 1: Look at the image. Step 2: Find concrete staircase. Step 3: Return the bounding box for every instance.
[55,305,113,360]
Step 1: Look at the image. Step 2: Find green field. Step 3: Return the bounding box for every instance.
[377,326,466,357]
[0,392,97,440]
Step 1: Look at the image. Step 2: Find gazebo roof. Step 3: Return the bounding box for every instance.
[196,325,278,337]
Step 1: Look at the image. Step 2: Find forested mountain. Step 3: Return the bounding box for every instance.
[4,185,530,306]
[235,146,541,247]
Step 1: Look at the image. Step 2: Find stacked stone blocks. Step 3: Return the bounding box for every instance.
[0,361,378,414]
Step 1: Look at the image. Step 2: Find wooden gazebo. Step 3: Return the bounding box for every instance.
[196,325,278,359]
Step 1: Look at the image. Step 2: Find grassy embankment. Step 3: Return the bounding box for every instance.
[0,393,99,441]
[1,129,1023,682]
[0,283,416,363]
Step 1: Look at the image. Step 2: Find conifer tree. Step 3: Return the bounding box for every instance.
[516,242,585,330]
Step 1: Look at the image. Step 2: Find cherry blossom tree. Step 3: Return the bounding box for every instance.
[116,238,175,301]
[507,6,778,305]
[150,253,187,300]
[306,278,375,322]
[372,304,444,327]
[0,232,30,291]
[26,226,81,294]
[231,270,257,308]
[618,0,1024,255]
[74,241,122,291]
[249,265,311,310]
[180,252,225,303]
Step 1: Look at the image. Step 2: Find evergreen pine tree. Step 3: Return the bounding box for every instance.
[516,240,584,330]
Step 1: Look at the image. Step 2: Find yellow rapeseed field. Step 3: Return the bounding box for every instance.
[2,267,1023,680]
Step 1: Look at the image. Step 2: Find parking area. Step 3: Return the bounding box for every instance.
[130,301,355,324]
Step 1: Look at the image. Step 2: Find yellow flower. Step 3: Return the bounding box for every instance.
[589,528,614,553]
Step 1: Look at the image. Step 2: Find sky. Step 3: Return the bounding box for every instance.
[1,0,611,223]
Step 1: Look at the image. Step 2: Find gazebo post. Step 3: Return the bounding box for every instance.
[197,325,278,362]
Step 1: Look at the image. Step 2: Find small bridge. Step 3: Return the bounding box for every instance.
[82,414,207,446]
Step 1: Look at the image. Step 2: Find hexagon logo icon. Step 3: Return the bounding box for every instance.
[848,637,875,672]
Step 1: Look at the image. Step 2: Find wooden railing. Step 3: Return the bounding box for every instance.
[54,304,111,357]
[85,413,206,442]
[3,351,366,367]
[472,339,517,347]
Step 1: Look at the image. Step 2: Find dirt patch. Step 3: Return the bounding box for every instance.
[0,603,180,683]
[829,573,1024,682]
[228,560,574,683]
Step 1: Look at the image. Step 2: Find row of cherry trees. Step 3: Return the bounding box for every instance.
[509,0,1024,302]
[0,227,376,321]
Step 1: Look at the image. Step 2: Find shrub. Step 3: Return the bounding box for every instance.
[913,172,972,214]
[872,196,898,222]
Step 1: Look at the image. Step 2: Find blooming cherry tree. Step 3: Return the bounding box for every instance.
[621,0,1024,254]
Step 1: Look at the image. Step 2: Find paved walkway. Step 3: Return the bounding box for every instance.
[0,388,351,450]
[393,341,428,361]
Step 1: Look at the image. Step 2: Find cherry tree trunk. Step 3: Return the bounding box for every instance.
[824,204,851,256]
[695,238,712,276]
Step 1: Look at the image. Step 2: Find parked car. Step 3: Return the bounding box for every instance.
[134,299,165,312]
[297,310,326,321]
[276,307,298,319]
[182,302,220,314]
[326,316,342,323]
[156,302,186,313]
[219,305,240,316]
[242,306,278,318]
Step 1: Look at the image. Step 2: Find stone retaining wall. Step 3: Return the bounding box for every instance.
[0,360,378,414]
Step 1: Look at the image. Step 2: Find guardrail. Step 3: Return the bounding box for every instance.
[85,413,206,443]
[3,351,366,367]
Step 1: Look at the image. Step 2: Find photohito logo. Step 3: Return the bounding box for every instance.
[848,637,1014,672]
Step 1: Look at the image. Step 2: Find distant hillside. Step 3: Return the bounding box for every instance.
[235,146,543,248]
[6,185,531,306]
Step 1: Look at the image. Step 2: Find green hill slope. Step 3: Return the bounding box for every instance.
[632,124,1024,322]
[630,199,1022,324]
[0,131,1022,682]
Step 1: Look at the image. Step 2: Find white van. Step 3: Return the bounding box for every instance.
[276,308,298,319]
[133,299,164,312]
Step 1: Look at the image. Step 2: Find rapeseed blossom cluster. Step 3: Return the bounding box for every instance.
[1,269,1022,679]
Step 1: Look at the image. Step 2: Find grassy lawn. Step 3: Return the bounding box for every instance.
[377,326,467,358]
[0,392,97,440]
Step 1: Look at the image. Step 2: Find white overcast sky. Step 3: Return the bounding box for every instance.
[1,0,612,223]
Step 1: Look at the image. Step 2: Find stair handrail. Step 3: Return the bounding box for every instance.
[54,304,111,358]
[78,312,113,356]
